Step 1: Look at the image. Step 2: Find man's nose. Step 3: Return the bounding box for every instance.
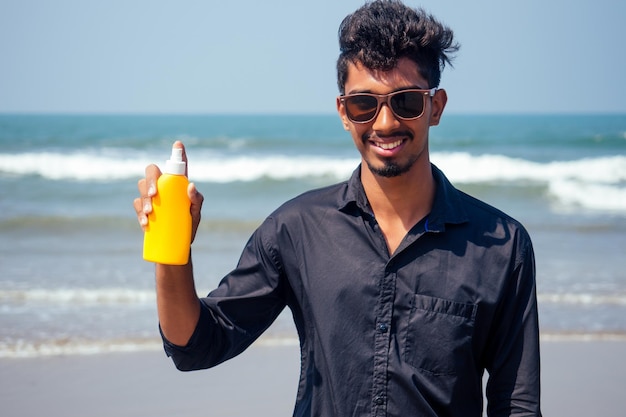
[372,103,401,132]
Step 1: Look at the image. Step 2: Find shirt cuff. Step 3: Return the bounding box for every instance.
[159,301,213,367]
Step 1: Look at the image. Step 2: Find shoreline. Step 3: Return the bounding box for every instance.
[2,339,625,416]
[2,330,626,359]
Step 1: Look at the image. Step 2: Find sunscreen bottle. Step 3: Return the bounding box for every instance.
[143,145,192,265]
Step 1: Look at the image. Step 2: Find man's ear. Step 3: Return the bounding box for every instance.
[336,97,351,131]
[429,89,447,127]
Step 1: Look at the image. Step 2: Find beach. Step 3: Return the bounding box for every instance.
[0,114,625,415]
[2,339,625,416]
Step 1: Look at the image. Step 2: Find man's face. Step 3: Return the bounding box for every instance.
[336,57,446,179]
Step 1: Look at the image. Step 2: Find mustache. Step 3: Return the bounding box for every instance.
[363,130,414,142]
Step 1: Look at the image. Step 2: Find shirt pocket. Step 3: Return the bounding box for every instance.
[403,293,477,376]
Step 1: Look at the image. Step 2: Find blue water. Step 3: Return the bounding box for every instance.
[1,113,625,357]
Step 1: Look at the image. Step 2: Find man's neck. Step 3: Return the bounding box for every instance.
[361,161,435,254]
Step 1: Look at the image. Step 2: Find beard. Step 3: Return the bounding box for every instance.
[366,157,416,177]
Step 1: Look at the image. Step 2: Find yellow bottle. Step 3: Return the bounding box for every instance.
[143,145,191,265]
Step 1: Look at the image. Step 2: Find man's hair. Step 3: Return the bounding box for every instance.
[336,0,459,94]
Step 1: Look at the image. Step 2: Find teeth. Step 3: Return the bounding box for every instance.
[377,140,403,150]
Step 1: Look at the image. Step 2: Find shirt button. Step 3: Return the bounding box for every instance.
[378,323,388,333]
[374,396,385,405]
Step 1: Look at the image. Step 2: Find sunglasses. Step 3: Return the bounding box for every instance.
[339,88,437,123]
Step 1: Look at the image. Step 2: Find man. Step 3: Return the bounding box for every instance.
[134,1,541,416]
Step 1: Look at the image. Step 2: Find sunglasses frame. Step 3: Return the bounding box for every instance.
[339,88,437,124]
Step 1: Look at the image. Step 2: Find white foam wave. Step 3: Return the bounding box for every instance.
[432,152,626,185]
[0,335,299,358]
[2,151,624,183]
[540,332,626,342]
[0,151,358,182]
[0,338,162,359]
[547,180,626,212]
[433,153,626,212]
[189,155,358,183]
[1,151,625,211]
[538,293,626,306]
[0,288,156,305]
[0,151,151,181]
[4,289,624,308]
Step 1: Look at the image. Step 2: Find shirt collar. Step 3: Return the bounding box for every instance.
[338,164,469,232]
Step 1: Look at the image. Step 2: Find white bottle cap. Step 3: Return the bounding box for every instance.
[164,146,186,175]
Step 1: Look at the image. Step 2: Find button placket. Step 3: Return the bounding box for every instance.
[371,270,395,416]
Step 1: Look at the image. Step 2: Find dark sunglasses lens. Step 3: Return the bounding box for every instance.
[390,91,424,119]
[345,95,378,122]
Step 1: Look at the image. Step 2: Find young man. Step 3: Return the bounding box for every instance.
[134,1,541,415]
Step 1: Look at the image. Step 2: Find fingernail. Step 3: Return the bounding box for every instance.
[143,203,151,213]
[140,215,148,226]
[148,185,156,196]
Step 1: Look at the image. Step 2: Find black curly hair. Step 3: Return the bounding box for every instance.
[336,0,459,94]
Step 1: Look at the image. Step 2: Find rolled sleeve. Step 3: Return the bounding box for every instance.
[161,217,288,372]
[160,302,217,371]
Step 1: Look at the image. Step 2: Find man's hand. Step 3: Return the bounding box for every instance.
[133,141,204,242]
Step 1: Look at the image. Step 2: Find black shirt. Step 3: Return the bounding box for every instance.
[162,165,542,417]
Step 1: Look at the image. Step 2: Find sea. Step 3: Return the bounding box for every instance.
[1,113,625,358]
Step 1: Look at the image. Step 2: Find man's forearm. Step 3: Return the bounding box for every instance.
[155,258,201,346]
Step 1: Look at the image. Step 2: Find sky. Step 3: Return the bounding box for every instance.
[1,0,625,115]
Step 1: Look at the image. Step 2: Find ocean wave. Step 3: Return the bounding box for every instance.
[1,151,625,211]
[539,332,626,342]
[0,334,300,359]
[190,155,358,182]
[538,293,626,306]
[434,153,626,212]
[0,338,163,359]
[3,288,625,308]
[0,151,358,182]
[0,288,156,306]
[2,332,625,359]
[547,180,626,212]
[0,151,153,181]
[1,150,624,183]
[432,152,626,185]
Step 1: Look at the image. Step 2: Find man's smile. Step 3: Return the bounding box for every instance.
[373,139,404,150]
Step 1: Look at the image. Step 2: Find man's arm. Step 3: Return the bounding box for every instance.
[135,142,286,371]
[155,261,201,346]
[133,141,205,346]
[486,233,542,416]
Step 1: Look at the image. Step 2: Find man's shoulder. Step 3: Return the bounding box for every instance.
[432,165,530,238]
[454,188,533,243]
[457,188,516,221]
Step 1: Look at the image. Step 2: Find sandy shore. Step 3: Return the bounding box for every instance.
[2,339,625,416]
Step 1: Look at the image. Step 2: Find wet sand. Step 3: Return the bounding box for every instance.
[1,339,625,416]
